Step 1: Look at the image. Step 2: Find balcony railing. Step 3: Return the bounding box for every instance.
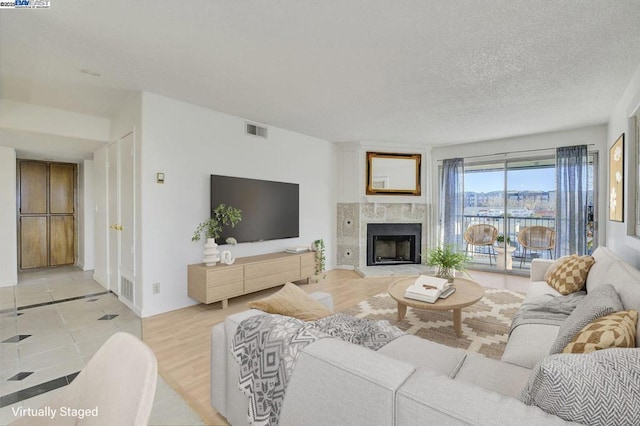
[463,214,556,268]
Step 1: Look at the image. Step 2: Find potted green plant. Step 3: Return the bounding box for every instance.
[496,235,511,247]
[192,204,242,243]
[192,204,242,266]
[312,239,326,279]
[424,245,468,282]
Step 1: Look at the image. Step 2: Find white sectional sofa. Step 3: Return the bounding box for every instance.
[211,246,639,425]
[503,246,640,369]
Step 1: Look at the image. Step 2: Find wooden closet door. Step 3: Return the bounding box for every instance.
[50,216,74,266]
[49,163,75,214]
[20,161,47,214]
[20,217,48,269]
[17,160,76,269]
[49,163,75,265]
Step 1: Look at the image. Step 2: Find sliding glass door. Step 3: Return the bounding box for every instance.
[461,154,597,273]
[463,162,506,268]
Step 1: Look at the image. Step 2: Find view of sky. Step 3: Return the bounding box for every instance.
[465,169,556,193]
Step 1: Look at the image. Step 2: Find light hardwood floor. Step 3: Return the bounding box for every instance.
[142,268,529,425]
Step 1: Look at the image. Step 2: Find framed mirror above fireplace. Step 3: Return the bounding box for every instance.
[366,152,421,195]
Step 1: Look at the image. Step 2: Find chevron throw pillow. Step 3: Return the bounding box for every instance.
[521,348,640,425]
[562,310,637,354]
[545,255,595,295]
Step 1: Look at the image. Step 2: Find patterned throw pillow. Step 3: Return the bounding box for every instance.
[543,255,573,283]
[247,282,332,321]
[520,348,640,425]
[562,310,637,354]
[549,284,624,354]
[545,255,595,295]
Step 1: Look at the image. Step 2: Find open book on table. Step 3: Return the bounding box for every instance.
[404,275,456,303]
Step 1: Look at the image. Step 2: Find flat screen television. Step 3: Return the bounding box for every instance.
[210,174,299,244]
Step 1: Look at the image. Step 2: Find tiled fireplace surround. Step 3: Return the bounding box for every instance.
[337,202,431,272]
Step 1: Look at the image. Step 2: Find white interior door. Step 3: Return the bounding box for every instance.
[107,142,119,294]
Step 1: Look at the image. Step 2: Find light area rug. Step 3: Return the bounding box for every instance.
[342,288,525,360]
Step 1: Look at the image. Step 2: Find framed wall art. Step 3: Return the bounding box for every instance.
[609,133,624,222]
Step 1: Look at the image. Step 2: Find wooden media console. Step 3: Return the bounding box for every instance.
[187,251,316,308]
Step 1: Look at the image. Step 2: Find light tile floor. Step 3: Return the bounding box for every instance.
[0,266,203,425]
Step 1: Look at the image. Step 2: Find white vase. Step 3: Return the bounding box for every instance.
[203,238,221,266]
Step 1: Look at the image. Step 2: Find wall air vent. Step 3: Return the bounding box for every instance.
[120,276,134,303]
[245,122,268,139]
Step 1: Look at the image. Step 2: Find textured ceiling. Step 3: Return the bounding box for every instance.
[1,0,640,147]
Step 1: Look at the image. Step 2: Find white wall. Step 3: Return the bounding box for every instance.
[0,146,18,287]
[606,63,640,266]
[139,92,336,317]
[109,93,143,142]
[0,99,110,141]
[337,142,432,205]
[431,124,609,248]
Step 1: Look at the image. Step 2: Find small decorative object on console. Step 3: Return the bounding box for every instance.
[285,246,309,253]
[220,250,235,265]
[221,238,238,265]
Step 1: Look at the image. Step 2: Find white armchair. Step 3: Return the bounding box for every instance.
[12,332,158,426]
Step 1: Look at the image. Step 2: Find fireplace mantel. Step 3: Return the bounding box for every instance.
[337,202,431,269]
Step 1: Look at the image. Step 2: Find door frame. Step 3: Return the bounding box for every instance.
[16,159,78,271]
[458,151,598,274]
[106,130,137,312]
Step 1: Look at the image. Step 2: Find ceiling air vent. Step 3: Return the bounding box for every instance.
[245,122,268,139]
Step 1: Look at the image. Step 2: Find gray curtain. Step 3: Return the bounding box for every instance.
[440,158,465,249]
[556,145,588,257]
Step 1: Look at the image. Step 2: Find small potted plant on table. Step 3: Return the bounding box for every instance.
[424,245,468,283]
[496,235,511,247]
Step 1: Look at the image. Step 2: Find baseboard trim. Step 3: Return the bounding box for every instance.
[337,264,355,270]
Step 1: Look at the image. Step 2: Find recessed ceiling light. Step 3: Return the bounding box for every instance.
[80,68,101,77]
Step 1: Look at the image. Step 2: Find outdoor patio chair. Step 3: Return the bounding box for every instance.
[464,224,498,265]
[517,225,556,268]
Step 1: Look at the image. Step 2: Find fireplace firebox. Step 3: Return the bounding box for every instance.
[366,223,421,266]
